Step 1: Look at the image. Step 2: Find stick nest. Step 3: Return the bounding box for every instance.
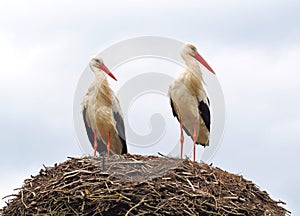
[1,154,290,216]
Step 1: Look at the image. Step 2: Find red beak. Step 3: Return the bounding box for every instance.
[194,53,215,74]
[99,63,117,81]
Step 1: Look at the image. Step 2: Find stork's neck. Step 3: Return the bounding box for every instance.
[90,66,104,80]
[91,67,113,105]
[183,55,204,82]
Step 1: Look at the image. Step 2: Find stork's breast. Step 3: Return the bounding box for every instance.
[170,81,199,120]
[187,74,201,96]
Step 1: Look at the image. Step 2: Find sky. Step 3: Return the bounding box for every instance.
[0,0,299,214]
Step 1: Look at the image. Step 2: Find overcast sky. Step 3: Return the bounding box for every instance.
[0,0,299,214]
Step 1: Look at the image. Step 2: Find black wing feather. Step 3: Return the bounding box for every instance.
[198,98,211,132]
[113,111,127,154]
[82,107,106,154]
[170,98,179,120]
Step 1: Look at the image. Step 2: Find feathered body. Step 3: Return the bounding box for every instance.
[82,58,127,155]
[168,44,215,160]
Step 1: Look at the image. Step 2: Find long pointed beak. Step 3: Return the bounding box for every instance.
[194,53,215,74]
[99,63,117,81]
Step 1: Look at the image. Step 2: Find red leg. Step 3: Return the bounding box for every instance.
[107,131,111,157]
[193,119,197,162]
[93,130,98,157]
[180,121,184,159]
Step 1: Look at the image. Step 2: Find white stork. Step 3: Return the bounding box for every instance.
[168,44,215,161]
[81,57,127,156]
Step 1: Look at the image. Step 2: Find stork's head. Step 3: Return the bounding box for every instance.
[181,43,215,74]
[89,57,117,81]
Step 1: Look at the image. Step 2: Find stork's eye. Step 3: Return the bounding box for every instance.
[191,47,196,52]
[95,59,100,63]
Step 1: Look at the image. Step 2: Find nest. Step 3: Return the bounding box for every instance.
[1,154,290,216]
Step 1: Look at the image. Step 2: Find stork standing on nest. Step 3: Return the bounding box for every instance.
[82,57,127,156]
[168,44,215,161]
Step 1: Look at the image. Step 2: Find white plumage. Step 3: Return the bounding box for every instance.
[82,57,127,156]
[168,44,215,161]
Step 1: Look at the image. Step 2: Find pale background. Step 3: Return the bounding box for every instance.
[0,0,299,214]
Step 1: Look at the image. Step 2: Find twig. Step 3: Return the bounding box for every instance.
[125,197,145,216]
[20,191,28,208]
[186,178,195,192]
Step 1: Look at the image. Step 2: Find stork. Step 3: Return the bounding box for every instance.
[81,57,127,156]
[168,44,215,161]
